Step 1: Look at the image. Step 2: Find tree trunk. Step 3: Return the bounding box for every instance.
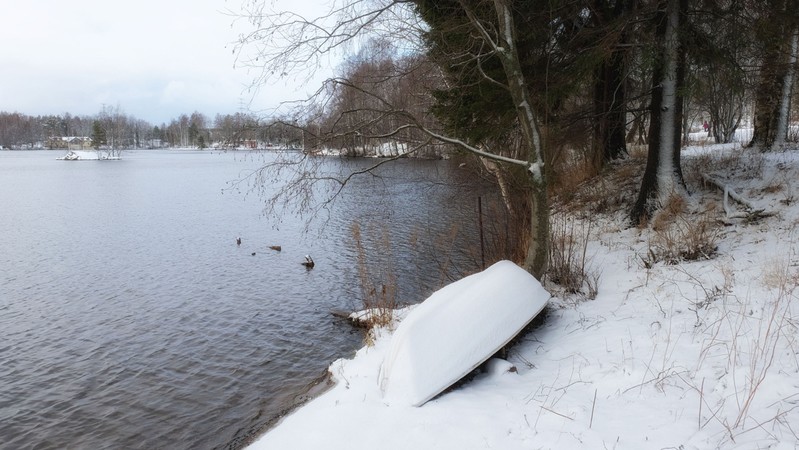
[525,177,548,279]
[626,112,648,145]
[774,27,799,146]
[748,0,798,150]
[593,50,629,165]
[489,0,549,279]
[631,0,687,224]
[592,0,631,166]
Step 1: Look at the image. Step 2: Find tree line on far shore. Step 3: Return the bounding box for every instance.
[0,106,303,150]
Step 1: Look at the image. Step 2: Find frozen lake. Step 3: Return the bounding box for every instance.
[0,149,489,449]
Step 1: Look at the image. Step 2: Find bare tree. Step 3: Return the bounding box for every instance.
[98,104,129,157]
[236,0,553,277]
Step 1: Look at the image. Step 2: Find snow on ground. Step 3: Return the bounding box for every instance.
[247,143,799,450]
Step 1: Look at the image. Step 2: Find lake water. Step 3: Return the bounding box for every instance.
[0,150,490,449]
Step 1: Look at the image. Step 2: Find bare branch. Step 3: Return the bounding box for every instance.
[233,0,424,92]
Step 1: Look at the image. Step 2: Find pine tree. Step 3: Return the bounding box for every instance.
[91,121,107,149]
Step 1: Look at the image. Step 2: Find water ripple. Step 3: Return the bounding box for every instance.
[0,150,486,449]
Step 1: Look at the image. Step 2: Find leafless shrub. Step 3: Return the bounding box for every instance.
[548,214,599,299]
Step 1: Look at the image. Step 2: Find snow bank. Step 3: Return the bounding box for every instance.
[379,260,550,406]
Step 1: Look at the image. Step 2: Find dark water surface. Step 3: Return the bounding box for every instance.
[0,150,486,449]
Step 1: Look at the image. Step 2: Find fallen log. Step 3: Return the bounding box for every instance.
[701,173,774,221]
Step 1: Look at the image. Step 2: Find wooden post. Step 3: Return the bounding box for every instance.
[478,196,486,270]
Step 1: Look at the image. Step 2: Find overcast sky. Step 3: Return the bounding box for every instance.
[0,0,319,124]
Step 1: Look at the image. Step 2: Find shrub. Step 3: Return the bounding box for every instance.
[548,213,599,299]
[646,210,720,266]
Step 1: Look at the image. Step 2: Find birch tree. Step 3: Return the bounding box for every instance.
[459,0,549,276]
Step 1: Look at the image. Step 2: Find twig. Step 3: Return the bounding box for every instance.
[699,378,704,430]
[540,405,574,421]
[590,388,597,429]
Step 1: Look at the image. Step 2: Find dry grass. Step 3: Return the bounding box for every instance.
[694,260,799,434]
[549,153,600,203]
[683,146,765,186]
[473,194,531,268]
[627,144,649,160]
[557,154,646,217]
[760,181,785,194]
[761,257,799,290]
[351,222,397,331]
[651,194,688,231]
[548,213,599,299]
[644,210,720,266]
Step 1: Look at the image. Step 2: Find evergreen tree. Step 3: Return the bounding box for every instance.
[631,0,688,224]
[91,120,107,149]
[748,0,799,150]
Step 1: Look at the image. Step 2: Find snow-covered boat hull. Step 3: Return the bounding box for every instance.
[379,260,550,406]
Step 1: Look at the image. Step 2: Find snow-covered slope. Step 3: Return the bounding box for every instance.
[247,144,799,450]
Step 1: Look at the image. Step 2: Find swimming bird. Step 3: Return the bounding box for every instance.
[301,255,315,268]
[269,245,282,251]
[251,252,256,256]
[236,237,242,246]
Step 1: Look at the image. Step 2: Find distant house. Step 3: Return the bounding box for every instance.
[64,137,92,150]
[47,136,92,150]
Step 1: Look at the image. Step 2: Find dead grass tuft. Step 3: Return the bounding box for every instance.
[352,222,397,332]
[651,194,688,231]
[683,146,765,186]
[645,212,720,266]
[761,258,799,290]
[550,153,600,204]
[548,213,599,299]
[627,144,649,160]
[558,156,645,216]
[761,182,785,194]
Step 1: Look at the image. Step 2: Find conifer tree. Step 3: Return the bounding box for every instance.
[748,0,799,150]
[630,0,688,224]
[91,120,107,150]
